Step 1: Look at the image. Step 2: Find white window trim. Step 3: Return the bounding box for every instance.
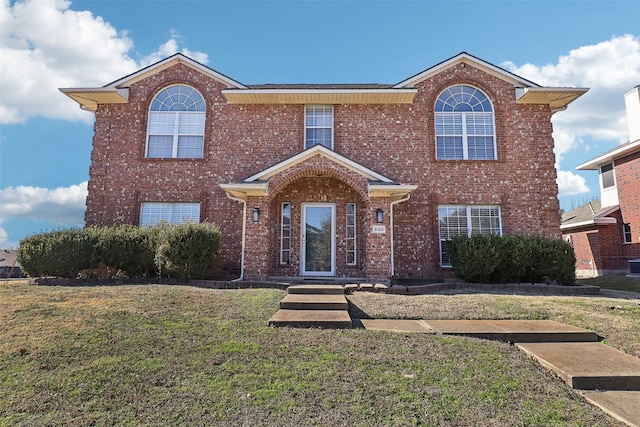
[623,223,632,244]
[280,202,292,264]
[600,163,616,189]
[438,205,502,267]
[435,85,496,161]
[145,85,206,159]
[346,203,357,266]
[304,105,334,150]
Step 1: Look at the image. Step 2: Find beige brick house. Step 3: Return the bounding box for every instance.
[61,52,586,282]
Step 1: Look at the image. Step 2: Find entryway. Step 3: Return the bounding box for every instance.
[301,203,335,276]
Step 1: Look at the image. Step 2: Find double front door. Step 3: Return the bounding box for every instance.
[301,203,335,276]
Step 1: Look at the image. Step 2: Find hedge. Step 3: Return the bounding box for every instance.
[447,234,576,285]
[17,223,221,280]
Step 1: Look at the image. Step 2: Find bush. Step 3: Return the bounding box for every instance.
[447,234,576,285]
[17,228,97,278]
[155,222,221,279]
[90,225,157,277]
[18,223,221,279]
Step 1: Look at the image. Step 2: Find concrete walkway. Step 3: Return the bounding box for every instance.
[269,286,640,426]
[355,318,640,427]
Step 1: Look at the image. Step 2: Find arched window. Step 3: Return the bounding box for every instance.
[146,85,205,158]
[435,85,496,160]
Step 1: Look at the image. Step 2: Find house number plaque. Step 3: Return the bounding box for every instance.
[372,225,386,234]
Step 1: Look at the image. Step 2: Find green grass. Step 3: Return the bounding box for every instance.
[578,275,640,293]
[0,281,631,426]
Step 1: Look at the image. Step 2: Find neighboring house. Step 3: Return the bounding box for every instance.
[0,250,25,278]
[561,86,640,277]
[61,52,586,282]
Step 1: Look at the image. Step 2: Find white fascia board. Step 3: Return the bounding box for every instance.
[393,52,539,89]
[243,145,394,183]
[106,53,247,89]
[576,139,640,170]
[560,218,618,230]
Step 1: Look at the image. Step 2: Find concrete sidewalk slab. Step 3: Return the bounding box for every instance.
[421,320,598,343]
[517,342,640,390]
[355,319,434,333]
[582,391,640,427]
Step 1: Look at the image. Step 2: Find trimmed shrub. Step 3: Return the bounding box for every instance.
[17,229,96,278]
[448,234,576,285]
[18,223,222,279]
[90,225,157,277]
[155,222,221,279]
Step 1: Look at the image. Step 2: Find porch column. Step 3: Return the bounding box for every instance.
[365,197,392,281]
[243,196,270,281]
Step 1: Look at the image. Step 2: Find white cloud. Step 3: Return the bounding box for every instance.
[0,0,208,124]
[0,227,9,249]
[504,34,640,153]
[0,181,88,225]
[503,34,640,197]
[556,171,590,197]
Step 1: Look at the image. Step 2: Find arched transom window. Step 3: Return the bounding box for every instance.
[146,85,205,158]
[435,85,496,160]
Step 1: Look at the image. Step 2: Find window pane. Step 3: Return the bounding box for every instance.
[172,203,200,224]
[140,203,170,226]
[148,112,177,134]
[601,163,615,188]
[177,136,204,158]
[437,136,464,159]
[178,112,205,134]
[147,136,173,158]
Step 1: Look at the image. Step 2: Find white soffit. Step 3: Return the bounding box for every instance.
[58,87,129,111]
[516,87,589,112]
[222,88,417,104]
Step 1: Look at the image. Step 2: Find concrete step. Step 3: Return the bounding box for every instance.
[517,342,640,390]
[286,284,345,295]
[268,309,352,328]
[421,320,599,343]
[280,294,348,310]
[582,391,640,427]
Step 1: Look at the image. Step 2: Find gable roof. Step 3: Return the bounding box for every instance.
[560,199,619,230]
[394,52,540,88]
[394,52,588,113]
[60,53,246,111]
[220,144,417,200]
[61,51,587,112]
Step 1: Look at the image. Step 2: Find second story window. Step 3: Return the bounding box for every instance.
[305,105,333,149]
[146,85,206,159]
[435,85,496,160]
[600,163,615,188]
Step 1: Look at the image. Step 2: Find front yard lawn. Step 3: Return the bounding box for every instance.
[2,280,636,426]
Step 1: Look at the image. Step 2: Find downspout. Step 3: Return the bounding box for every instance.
[225,193,247,282]
[389,193,412,277]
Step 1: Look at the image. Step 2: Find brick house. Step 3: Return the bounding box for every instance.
[561,86,640,277]
[61,52,586,282]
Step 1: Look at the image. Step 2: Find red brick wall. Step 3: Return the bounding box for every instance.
[85,61,560,280]
[616,150,640,262]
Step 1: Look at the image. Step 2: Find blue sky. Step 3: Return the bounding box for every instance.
[1,0,640,248]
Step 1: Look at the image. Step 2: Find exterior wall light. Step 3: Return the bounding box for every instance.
[252,207,260,223]
[376,208,384,224]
